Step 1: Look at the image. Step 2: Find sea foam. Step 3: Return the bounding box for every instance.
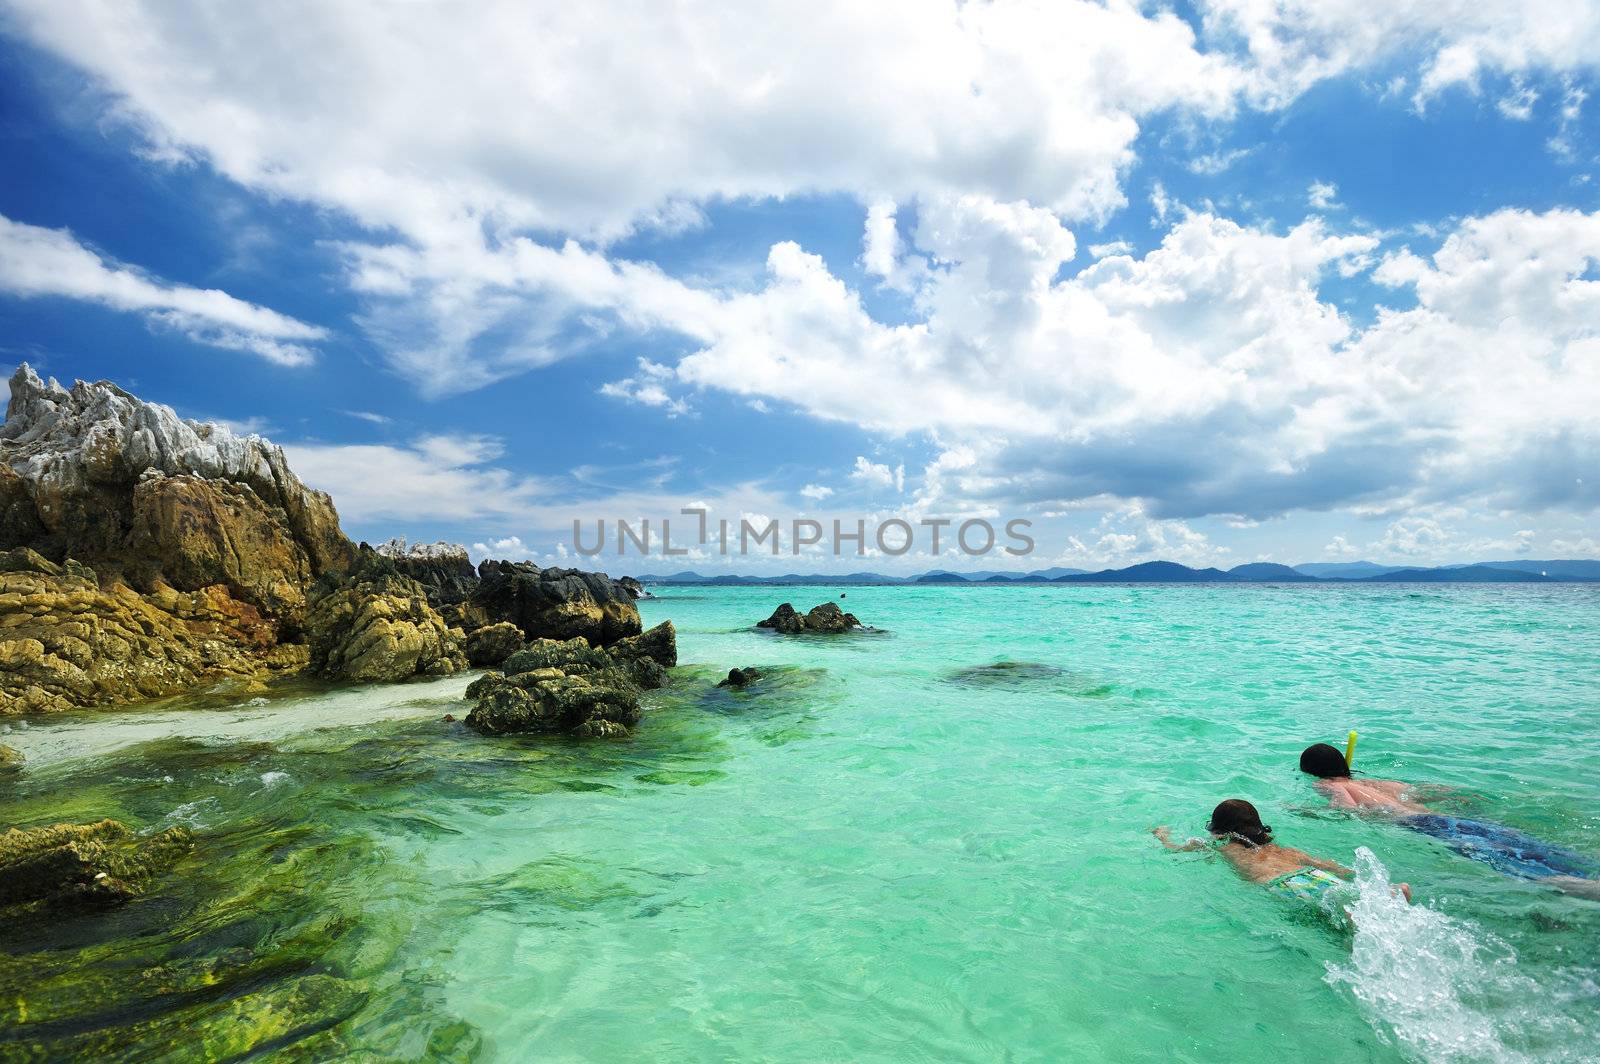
[1327,849,1589,1064]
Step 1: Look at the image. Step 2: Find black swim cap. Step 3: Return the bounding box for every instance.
[1300,743,1351,778]
[1207,798,1273,846]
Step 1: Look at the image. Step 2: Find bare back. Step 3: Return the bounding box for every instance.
[1316,777,1429,815]
[1215,840,1349,884]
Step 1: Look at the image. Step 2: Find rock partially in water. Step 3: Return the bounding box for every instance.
[464,665,642,738]
[946,661,1066,687]
[0,818,192,910]
[618,575,654,599]
[717,667,762,688]
[498,621,676,690]
[463,620,525,666]
[472,559,642,646]
[0,743,21,773]
[306,557,466,682]
[0,547,302,714]
[757,601,862,634]
[465,621,676,736]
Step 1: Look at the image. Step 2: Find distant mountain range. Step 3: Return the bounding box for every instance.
[632,559,1600,585]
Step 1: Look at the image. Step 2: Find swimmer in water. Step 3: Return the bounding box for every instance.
[1152,798,1411,906]
[1298,743,1600,900]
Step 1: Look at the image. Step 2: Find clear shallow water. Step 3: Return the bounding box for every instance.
[3,584,1599,1062]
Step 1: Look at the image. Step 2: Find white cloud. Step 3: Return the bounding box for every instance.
[799,484,834,501]
[1322,534,1358,558]
[1307,180,1339,209]
[1199,1,1600,107]
[1496,79,1538,120]
[284,434,554,524]
[1188,146,1254,175]
[1373,516,1449,557]
[599,358,690,416]
[340,409,392,425]
[0,213,325,365]
[849,457,905,493]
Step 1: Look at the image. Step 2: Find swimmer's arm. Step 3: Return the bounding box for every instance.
[1150,826,1207,852]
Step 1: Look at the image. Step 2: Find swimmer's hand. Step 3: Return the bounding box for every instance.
[1150,826,1206,852]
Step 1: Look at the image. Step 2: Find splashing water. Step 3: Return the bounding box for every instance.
[1328,849,1592,1063]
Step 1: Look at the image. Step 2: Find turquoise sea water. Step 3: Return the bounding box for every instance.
[4,584,1600,1062]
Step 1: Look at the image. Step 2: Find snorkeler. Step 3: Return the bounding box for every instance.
[1152,798,1411,905]
[1298,743,1600,899]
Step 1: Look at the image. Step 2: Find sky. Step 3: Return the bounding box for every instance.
[1,0,1598,575]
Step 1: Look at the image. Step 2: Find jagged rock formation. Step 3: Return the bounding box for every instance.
[305,555,467,682]
[472,560,642,646]
[465,620,675,737]
[0,547,304,713]
[757,601,862,634]
[1,365,352,626]
[0,819,192,910]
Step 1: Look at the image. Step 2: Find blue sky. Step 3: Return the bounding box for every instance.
[1,2,1598,573]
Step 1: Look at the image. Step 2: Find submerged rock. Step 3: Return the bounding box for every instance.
[472,559,642,646]
[0,818,192,909]
[465,621,676,736]
[946,661,1066,687]
[463,620,525,666]
[756,601,862,634]
[717,667,762,688]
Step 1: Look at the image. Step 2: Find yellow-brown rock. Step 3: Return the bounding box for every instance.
[306,565,466,682]
[0,548,292,714]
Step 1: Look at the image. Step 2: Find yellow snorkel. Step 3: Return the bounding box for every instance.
[1345,729,1358,769]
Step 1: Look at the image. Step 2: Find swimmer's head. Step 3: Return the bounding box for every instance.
[1207,799,1272,847]
[1300,743,1351,779]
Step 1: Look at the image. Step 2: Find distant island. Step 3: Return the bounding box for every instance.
[635,559,1600,586]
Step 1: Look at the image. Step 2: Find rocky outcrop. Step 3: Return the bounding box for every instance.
[305,555,466,683]
[0,365,656,713]
[2,365,353,625]
[0,547,303,713]
[471,560,641,647]
[756,601,862,634]
[0,819,192,910]
[717,666,761,688]
[617,576,650,599]
[465,620,675,737]
[0,743,21,773]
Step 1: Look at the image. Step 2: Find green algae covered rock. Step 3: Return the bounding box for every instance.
[465,665,642,738]
[465,620,677,736]
[0,744,21,774]
[0,818,192,910]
